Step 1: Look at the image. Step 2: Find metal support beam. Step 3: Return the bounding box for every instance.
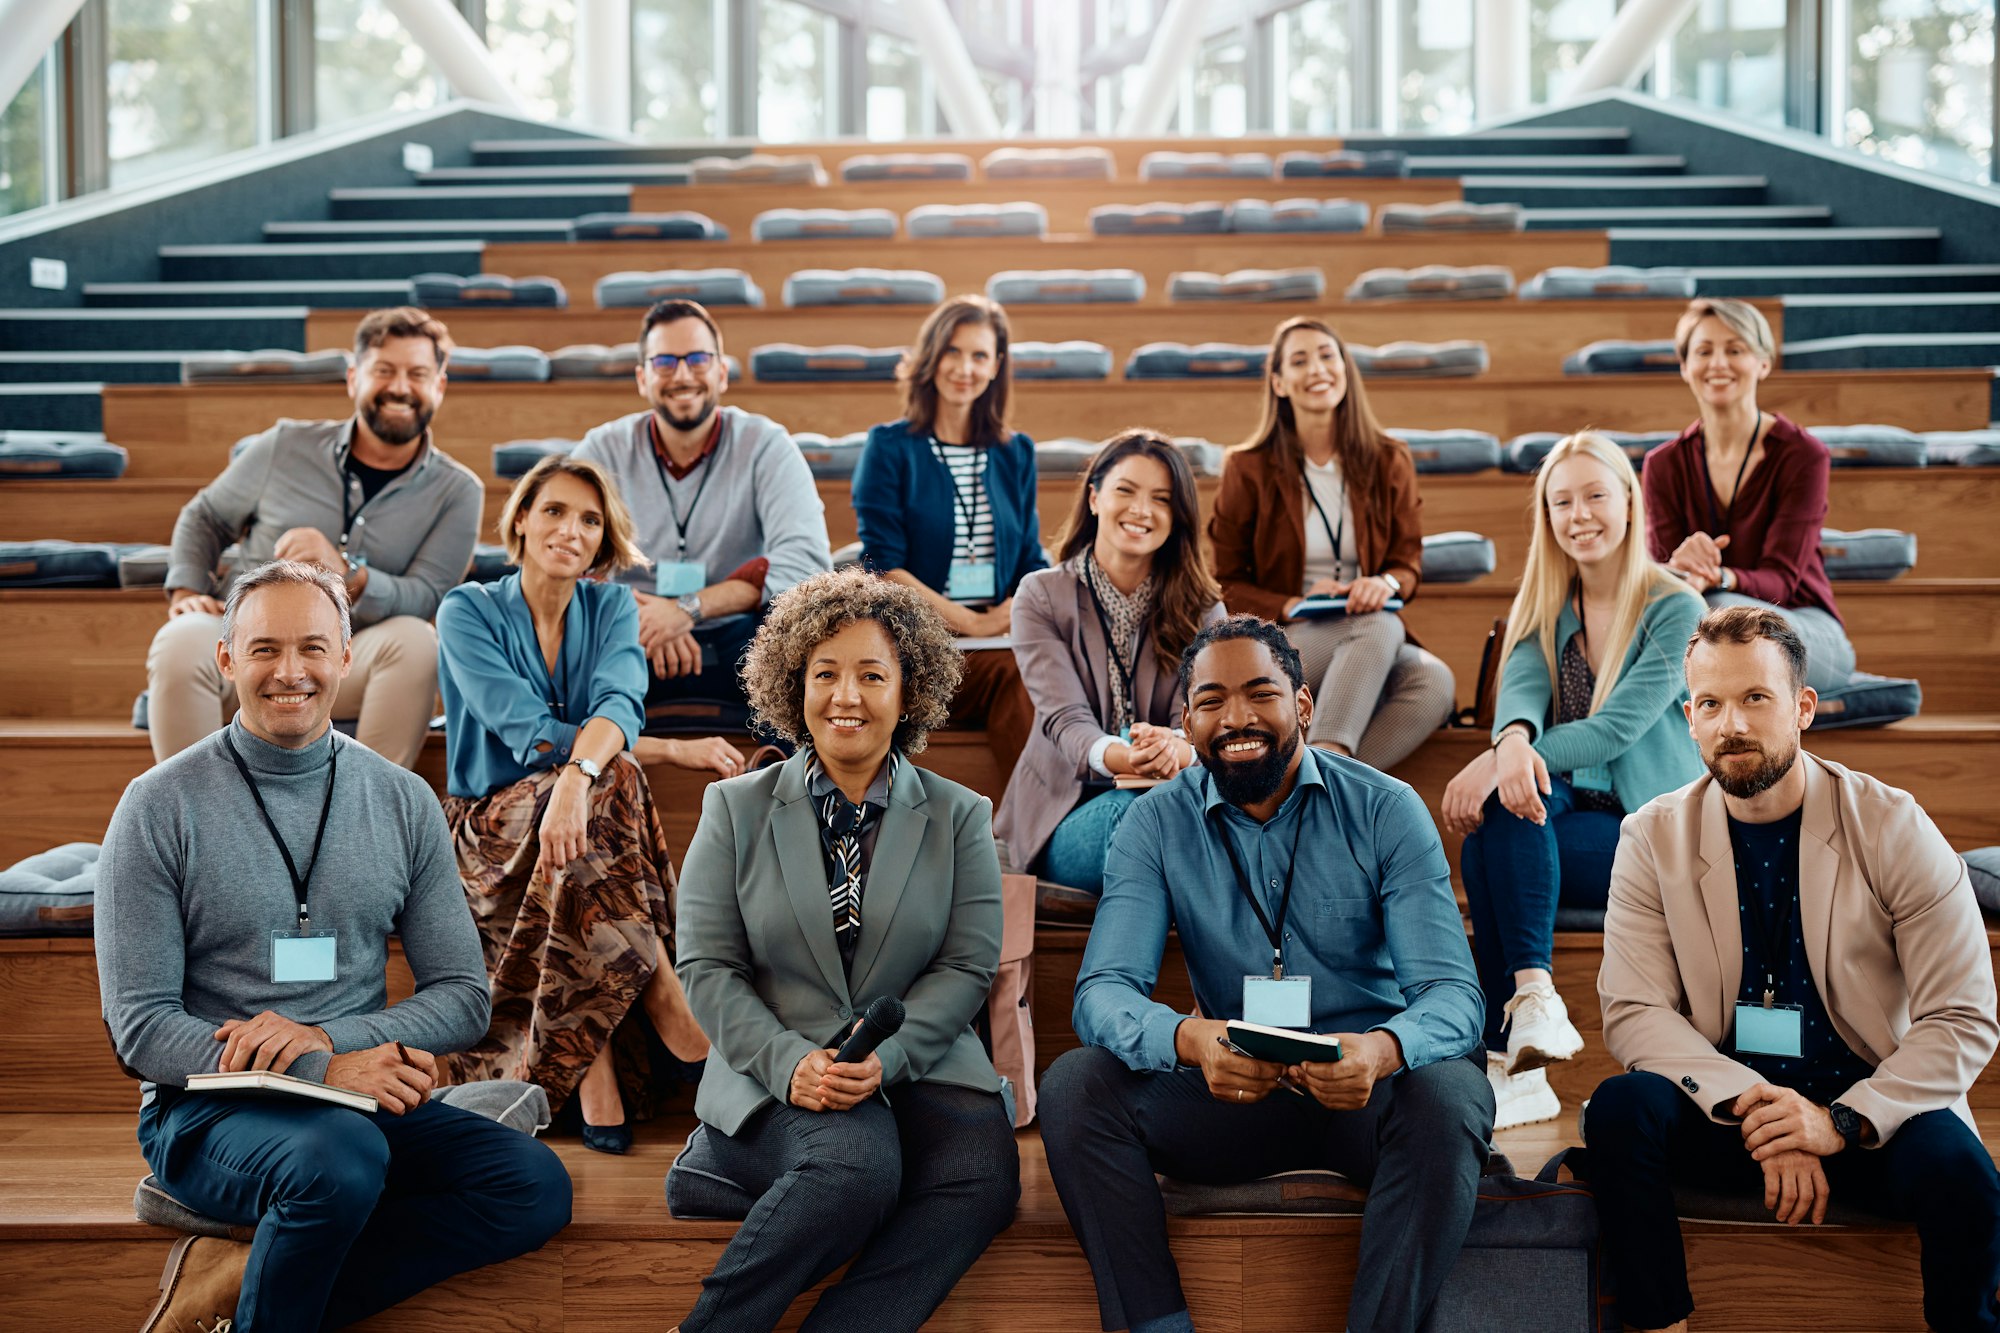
[1567,0,1703,96]
[1474,0,1530,120]
[0,0,89,115]
[1030,0,1081,137]
[60,0,107,195]
[725,0,758,137]
[1117,0,1214,136]
[380,0,529,112]
[275,0,316,137]
[903,0,1003,137]
[574,0,633,132]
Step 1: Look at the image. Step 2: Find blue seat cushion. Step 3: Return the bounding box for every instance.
[1139,150,1273,179]
[1277,149,1408,178]
[491,439,577,480]
[750,208,898,242]
[1379,201,1524,232]
[466,543,513,582]
[1010,341,1113,380]
[568,211,724,241]
[1352,340,1488,378]
[1174,438,1224,477]
[1810,425,1928,468]
[689,153,824,186]
[0,540,124,588]
[447,346,551,382]
[595,268,763,308]
[1392,429,1502,475]
[0,432,129,478]
[839,152,974,182]
[1034,439,1100,476]
[1502,431,1672,474]
[1819,527,1916,580]
[984,269,1146,304]
[1089,202,1228,236]
[1563,340,1682,375]
[1520,266,1698,301]
[749,344,904,382]
[981,146,1114,180]
[1924,429,2000,466]
[181,350,349,386]
[548,344,640,379]
[1226,198,1369,233]
[905,202,1049,239]
[781,268,945,307]
[0,842,99,936]
[1167,268,1325,303]
[1811,673,1922,729]
[1345,265,1516,302]
[1967,847,2000,915]
[1125,342,1266,379]
[1421,531,1498,584]
[793,431,869,480]
[409,273,567,308]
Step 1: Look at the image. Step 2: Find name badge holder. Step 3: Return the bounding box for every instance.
[1733,868,1804,1059]
[933,439,998,605]
[1211,804,1315,1031]
[945,560,998,603]
[224,731,341,986]
[1570,764,1615,794]
[655,562,707,598]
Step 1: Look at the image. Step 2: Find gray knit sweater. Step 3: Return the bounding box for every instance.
[96,720,489,1105]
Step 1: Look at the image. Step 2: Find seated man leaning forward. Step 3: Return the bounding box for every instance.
[573,298,832,729]
[1590,605,2000,1333]
[100,560,571,1333]
[149,306,483,769]
[1040,614,1493,1333]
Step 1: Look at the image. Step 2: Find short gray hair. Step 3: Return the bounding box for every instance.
[221,560,353,647]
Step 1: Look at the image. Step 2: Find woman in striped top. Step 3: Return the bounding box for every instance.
[853,295,1044,798]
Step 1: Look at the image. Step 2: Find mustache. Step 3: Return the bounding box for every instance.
[1713,741,1763,755]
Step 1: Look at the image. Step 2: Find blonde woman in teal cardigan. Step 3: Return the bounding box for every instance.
[1441,432,1705,1131]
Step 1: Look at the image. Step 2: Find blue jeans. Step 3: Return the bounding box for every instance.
[1459,776,1623,1052]
[139,1091,572,1332]
[1037,787,1142,894]
[1586,1071,2000,1331]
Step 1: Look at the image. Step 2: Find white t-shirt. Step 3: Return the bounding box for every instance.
[1301,456,1359,591]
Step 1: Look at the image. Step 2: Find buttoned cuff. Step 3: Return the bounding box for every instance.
[1372,1015,1431,1071]
[1142,1006,1189,1073]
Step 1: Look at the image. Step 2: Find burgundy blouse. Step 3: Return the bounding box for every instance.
[1640,412,1841,625]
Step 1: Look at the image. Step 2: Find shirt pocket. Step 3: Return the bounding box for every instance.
[1313,894,1376,920]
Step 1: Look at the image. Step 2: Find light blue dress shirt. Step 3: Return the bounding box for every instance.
[1073,746,1484,1073]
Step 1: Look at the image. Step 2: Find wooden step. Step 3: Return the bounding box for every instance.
[298,297,1779,400]
[11,580,1994,724]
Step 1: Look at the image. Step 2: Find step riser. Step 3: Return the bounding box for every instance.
[0,360,182,385]
[1783,343,2000,372]
[158,251,482,283]
[330,191,631,221]
[0,392,102,432]
[266,223,573,244]
[0,315,307,353]
[1526,213,1825,231]
[1413,159,1686,176]
[1466,183,1766,208]
[1705,270,2000,295]
[1785,302,2000,339]
[80,286,398,309]
[1618,236,1941,267]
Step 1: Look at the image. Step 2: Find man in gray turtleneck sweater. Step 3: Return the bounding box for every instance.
[98,560,570,1333]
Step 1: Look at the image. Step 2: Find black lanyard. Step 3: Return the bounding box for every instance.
[1702,415,1763,538]
[223,730,338,934]
[1737,828,1798,1008]
[338,471,376,555]
[931,438,984,561]
[647,416,722,562]
[1084,560,1144,731]
[1209,797,1310,979]
[1571,579,1592,668]
[1304,468,1348,579]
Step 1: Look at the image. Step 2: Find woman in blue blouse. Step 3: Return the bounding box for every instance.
[437,455,739,1153]
[852,294,1043,796]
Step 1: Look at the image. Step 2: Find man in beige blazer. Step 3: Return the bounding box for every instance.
[1590,604,2000,1333]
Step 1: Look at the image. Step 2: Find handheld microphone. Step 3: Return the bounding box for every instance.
[833,996,906,1065]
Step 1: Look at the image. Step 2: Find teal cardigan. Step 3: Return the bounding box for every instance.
[1491,587,1705,811]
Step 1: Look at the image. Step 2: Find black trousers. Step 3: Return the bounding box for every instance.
[1585,1070,2000,1332]
[642,612,761,732]
[1039,1045,1493,1333]
[679,1081,1020,1333]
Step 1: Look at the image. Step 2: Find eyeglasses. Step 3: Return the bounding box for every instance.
[647,351,718,373]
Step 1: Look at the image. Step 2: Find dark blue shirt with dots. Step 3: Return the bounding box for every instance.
[1729,809,1876,1105]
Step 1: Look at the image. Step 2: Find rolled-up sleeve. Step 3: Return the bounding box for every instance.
[1367,784,1483,1068]
[1074,795,1188,1071]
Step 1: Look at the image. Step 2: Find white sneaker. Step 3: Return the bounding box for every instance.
[1488,1054,1562,1130]
[1502,980,1584,1074]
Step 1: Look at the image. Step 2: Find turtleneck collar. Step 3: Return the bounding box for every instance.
[227,716,338,776]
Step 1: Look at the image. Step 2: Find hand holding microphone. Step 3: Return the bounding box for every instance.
[795,996,904,1113]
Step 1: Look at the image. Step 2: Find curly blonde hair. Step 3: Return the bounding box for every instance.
[741,568,964,754]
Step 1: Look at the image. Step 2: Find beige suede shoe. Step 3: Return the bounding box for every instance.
[139,1234,251,1333]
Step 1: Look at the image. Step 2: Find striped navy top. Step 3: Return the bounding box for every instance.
[934,441,997,571]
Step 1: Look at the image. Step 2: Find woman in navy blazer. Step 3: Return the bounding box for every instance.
[852,294,1043,797]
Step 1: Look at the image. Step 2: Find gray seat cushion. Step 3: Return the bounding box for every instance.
[1379,201,1525,233]
[1422,531,1498,584]
[905,202,1049,239]
[793,431,869,479]
[1520,265,1698,301]
[1967,848,2000,914]
[1034,439,1100,476]
[595,268,763,308]
[0,842,99,935]
[981,146,1114,180]
[0,540,124,588]
[181,349,349,386]
[1226,197,1369,233]
[666,1123,759,1219]
[429,1079,552,1134]
[569,211,724,241]
[1090,201,1228,236]
[781,268,945,307]
[1345,265,1516,302]
[689,153,824,186]
[1277,148,1408,178]
[1125,342,1266,379]
[1503,430,1675,474]
[749,344,904,382]
[1174,438,1224,477]
[1167,267,1326,303]
[446,346,551,382]
[491,438,577,479]
[1811,673,1922,729]
[1393,429,1502,475]
[466,543,512,582]
[0,431,129,478]
[750,207,897,242]
[1010,341,1113,380]
[1352,340,1489,378]
[118,544,173,588]
[1923,429,2000,466]
[135,1175,246,1239]
[1819,527,1916,580]
[839,152,974,182]
[1563,340,1682,375]
[985,268,1146,304]
[548,343,640,379]
[1139,150,1274,179]
[1810,424,1928,468]
[409,272,567,307]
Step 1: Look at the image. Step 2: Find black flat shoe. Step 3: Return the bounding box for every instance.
[581,1120,632,1155]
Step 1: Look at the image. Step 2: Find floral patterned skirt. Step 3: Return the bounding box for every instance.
[439,755,677,1118]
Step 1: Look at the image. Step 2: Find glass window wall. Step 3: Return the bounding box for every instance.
[106,0,259,187]
[633,0,718,138]
[485,0,577,122]
[867,29,928,140]
[1,61,49,218]
[315,0,441,129]
[758,0,836,141]
[1667,0,1789,126]
[1274,0,1358,134]
[1840,0,1994,181]
[1188,28,1249,134]
[1532,0,1616,105]
[1396,0,1475,130]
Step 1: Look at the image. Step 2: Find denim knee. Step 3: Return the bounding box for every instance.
[1583,1071,1682,1160]
[280,1115,392,1224]
[508,1137,575,1250]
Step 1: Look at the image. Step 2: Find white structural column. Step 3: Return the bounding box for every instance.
[1031,0,1083,137]
[904,0,1004,138]
[0,0,88,119]
[1115,0,1214,137]
[1567,0,1703,94]
[1474,0,1532,119]
[380,0,530,113]
[574,0,634,133]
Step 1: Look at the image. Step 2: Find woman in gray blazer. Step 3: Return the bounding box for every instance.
[668,567,1020,1333]
[995,429,1226,895]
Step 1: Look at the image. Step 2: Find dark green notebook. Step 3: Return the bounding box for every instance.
[1224,1020,1343,1065]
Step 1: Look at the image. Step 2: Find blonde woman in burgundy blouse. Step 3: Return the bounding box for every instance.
[1639,298,1856,691]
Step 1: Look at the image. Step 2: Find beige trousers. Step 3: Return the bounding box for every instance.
[1285,611,1456,771]
[145,612,438,768]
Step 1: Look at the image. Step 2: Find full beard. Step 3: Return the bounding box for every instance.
[1199,725,1302,808]
[362,393,432,446]
[1707,738,1798,799]
[653,392,717,433]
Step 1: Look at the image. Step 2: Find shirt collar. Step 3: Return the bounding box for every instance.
[336,416,433,475]
[647,410,726,482]
[806,749,897,812]
[1199,739,1328,821]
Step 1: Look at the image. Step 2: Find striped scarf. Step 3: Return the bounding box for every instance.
[805,750,882,949]
[1077,551,1156,736]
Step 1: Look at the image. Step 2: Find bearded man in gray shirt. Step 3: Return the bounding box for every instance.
[147,307,483,769]
[101,561,570,1332]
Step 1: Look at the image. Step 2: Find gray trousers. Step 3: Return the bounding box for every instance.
[1703,591,1855,692]
[1285,611,1457,769]
[1040,1045,1494,1333]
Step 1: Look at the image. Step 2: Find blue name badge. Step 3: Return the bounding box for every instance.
[1734,1002,1804,1058]
[944,560,998,603]
[655,561,706,598]
[271,931,338,984]
[1242,975,1313,1030]
[1571,764,1615,794]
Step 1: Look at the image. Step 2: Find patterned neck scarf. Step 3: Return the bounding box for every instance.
[1076,550,1156,736]
[804,750,889,949]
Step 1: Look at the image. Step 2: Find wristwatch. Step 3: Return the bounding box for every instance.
[565,756,603,783]
[1380,572,1403,596]
[675,592,704,624]
[1829,1101,1868,1149]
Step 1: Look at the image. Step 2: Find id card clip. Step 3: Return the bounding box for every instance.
[1243,973,1313,1029]
[271,906,339,984]
[655,561,706,598]
[945,560,998,602]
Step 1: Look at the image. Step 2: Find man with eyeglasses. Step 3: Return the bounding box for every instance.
[574,299,831,730]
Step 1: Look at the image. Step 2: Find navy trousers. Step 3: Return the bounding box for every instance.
[139,1090,572,1332]
[1586,1070,2000,1331]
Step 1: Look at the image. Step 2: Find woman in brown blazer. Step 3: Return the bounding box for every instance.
[1207,316,1455,769]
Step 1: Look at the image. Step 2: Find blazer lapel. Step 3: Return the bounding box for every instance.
[1695,780,1743,1033]
[1072,577,1116,724]
[1796,756,1843,1020]
[771,758,852,1007]
[849,760,928,989]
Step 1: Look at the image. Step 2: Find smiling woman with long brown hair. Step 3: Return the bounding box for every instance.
[1207,315,1455,771]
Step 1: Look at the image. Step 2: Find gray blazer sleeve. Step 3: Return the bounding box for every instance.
[165,427,278,595]
[350,467,484,624]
